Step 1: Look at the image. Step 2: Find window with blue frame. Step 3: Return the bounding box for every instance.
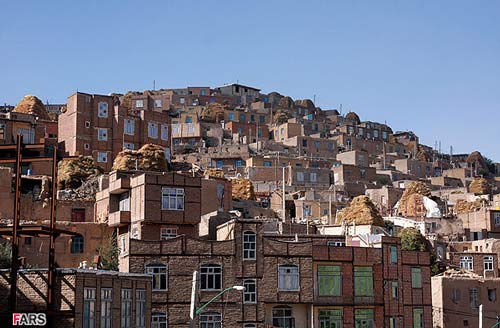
[235,160,244,167]
[185,116,193,123]
[216,160,223,169]
[250,115,255,122]
[259,115,266,124]
[228,112,234,121]
[71,235,84,254]
[263,161,272,167]
[239,114,246,122]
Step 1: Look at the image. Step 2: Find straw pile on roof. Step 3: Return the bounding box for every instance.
[204,168,225,179]
[278,96,294,109]
[58,156,103,190]
[468,177,491,195]
[112,144,168,172]
[200,103,226,123]
[345,112,361,124]
[439,268,481,279]
[397,181,431,217]
[274,110,290,125]
[13,95,50,120]
[231,178,255,201]
[454,199,486,214]
[336,195,384,226]
[294,99,315,109]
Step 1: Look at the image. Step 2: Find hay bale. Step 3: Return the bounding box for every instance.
[468,177,491,195]
[112,143,168,172]
[231,178,255,201]
[273,110,290,125]
[13,95,50,120]
[454,199,486,214]
[294,99,315,109]
[345,112,361,124]
[278,96,294,109]
[205,168,225,179]
[336,195,384,226]
[58,156,103,190]
[397,181,431,217]
[200,103,227,123]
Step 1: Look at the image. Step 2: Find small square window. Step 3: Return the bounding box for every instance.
[97,152,108,163]
[85,121,91,128]
[24,237,32,245]
[155,99,162,108]
[135,100,144,108]
[84,143,90,150]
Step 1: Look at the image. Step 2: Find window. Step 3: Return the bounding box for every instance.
[413,308,423,328]
[327,241,346,247]
[243,279,256,304]
[121,289,132,328]
[382,131,388,140]
[391,281,398,299]
[135,100,144,108]
[123,142,134,150]
[318,265,342,296]
[228,112,234,121]
[319,309,342,328]
[460,256,473,270]
[239,114,246,122]
[412,268,422,288]
[187,123,194,134]
[451,288,461,303]
[250,114,255,122]
[263,161,272,167]
[470,288,478,309]
[216,160,223,169]
[151,312,167,328]
[161,124,169,140]
[83,288,96,328]
[243,231,256,260]
[136,290,146,328]
[315,141,321,149]
[162,187,184,210]
[484,255,494,271]
[85,121,91,128]
[200,89,207,96]
[328,142,334,151]
[200,311,221,328]
[146,263,168,291]
[98,128,108,141]
[390,246,398,264]
[155,99,162,108]
[124,119,135,135]
[71,234,84,254]
[488,288,497,302]
[235,159,244,167]
[84,143,90,150]
[0,124,5,140]
[302,139,308,147]
[172,124,180,135]
[390,317,397,328]
[297,172,304,182]
[272,306,295,328]
[244,325,256,328]
[494,212,500,225]
[98,102,108,118]
[160,228,177,240]
[310,172,317,182]
[354,267,373,297]
[179,97,185,104]
[101,288,112,328]
[278,265,299,291]
[355,309,374,328]
[200,264,222,290]
[259,115,266,124]
[148,122,158,139]
[24,237,32,245]
[71,208,86,222]
[97,151,108,163]
[373,130,379,138]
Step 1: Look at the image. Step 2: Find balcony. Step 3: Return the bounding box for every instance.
[108,177,131,194]
[108,210,131,227]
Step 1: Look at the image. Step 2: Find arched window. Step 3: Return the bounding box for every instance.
[146,263,168,291]
[200,264,222,291]
[70,234,84,254]
[151,312,167,328]
[278,265,299,291]
[243,279,256,304]
[272,306,294,328]
[242,231,256,260]
[200,311,221,328]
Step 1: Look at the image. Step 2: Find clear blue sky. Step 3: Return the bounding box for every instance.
[1,1,500,161]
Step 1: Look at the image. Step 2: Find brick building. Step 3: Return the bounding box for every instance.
[118,218,432,327]
[59,92,171,171]
[0,268,152,328]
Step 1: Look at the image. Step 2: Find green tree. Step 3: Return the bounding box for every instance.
[94,232,119,271]
[0,242,12,269]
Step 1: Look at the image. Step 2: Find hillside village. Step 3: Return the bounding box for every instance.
[1,84,499,327]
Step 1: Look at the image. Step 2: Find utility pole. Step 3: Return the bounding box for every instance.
[9,134,22,311]
[189,271,199,328]
[479,304,483,328]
